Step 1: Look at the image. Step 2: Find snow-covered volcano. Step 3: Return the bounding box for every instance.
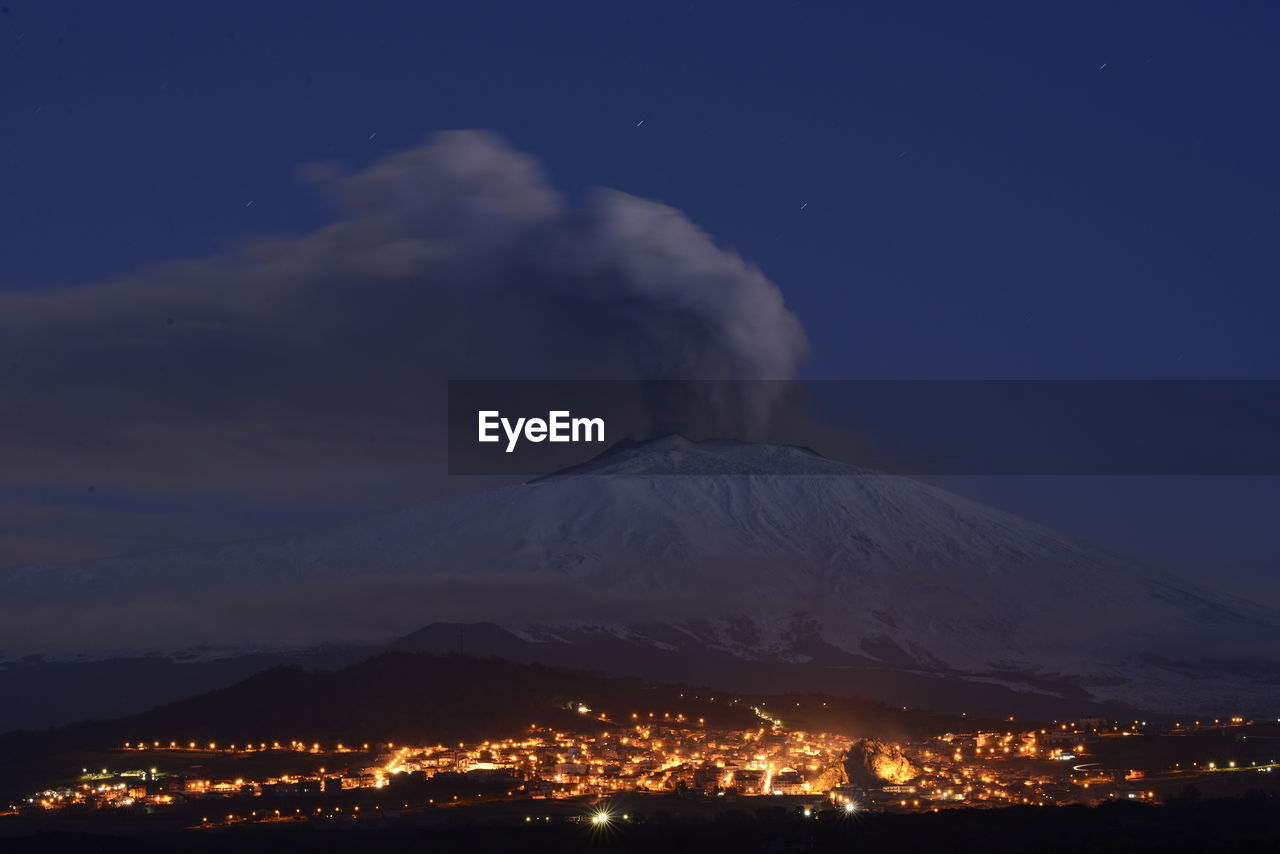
[2,436,1277,713]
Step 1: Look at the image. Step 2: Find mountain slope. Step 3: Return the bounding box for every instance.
[2,437,1277,713]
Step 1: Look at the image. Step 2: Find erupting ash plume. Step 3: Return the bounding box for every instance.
[0,131,806,495]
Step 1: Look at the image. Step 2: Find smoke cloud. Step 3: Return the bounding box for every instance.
[0,131,805,498]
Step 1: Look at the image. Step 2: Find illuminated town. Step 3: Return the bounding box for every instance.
[10,699,1279,830]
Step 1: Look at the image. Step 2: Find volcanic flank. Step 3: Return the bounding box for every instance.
[1,436,1277,715]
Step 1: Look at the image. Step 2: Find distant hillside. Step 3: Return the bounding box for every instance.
[2,654,745,751]
[7,437,1276,714]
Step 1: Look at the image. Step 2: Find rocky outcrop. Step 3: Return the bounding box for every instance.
[843,738,919,787]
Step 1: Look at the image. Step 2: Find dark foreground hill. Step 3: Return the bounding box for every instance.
[4,797,1280,854]
[0,618,1147,736]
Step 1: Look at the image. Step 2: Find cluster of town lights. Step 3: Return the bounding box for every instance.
[14,707,1273,823]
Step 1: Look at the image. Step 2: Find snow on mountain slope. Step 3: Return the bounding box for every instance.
[2,437,1277,712]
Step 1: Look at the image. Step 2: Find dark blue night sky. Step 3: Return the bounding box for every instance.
[2,2,1278,602]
